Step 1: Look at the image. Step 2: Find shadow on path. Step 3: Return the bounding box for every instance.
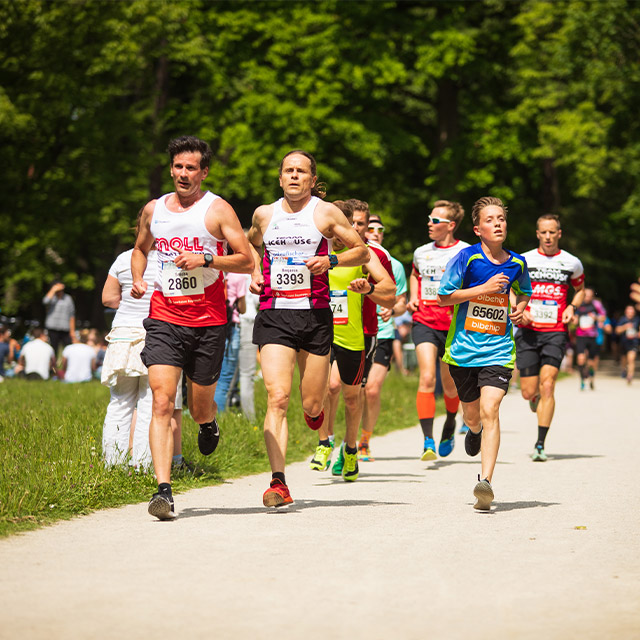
[178,498,408,519]
[473,500,561,513]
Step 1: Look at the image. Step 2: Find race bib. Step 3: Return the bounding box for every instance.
[330,290,349,325]
[420,279,439,304]
[626,325,637,339]
[530,300,558,326]
[465,293,508,335]
[579,315,595,330]
[271,257,311,298]
[161,262,204,304]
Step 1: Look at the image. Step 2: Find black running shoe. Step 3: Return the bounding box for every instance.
[464,426,483,457]
[148,492,176,520]
[198,418,220,455]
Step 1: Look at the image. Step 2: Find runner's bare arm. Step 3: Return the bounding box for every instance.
[131,201,156,299]
[563,282,585,323]
[356,248,395,308]
[102,275,122,309]
[438,273,510,306]
[407,271,420,312]
[631,279,640,311]
[248,205,270,294]
[174,199,253,273]
[306,202,369,274]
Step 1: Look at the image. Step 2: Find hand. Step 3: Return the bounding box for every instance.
[348,278,371,294]
[174,250,204,271]
[520,309,533,326]
[131,280,148,299]
[53,283,65,294]
[561,306,574,324]
[378,307,393,322]
[407,297,419,312]
[305,255,330,275]
[483,273,510,295]
[509,305,526,325]
[250,272,264,295]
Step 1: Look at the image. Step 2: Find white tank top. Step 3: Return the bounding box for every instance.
[149,191,228,326]
[260,196,331,310]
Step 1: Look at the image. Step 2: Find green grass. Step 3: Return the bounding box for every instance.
[0,369,433,537]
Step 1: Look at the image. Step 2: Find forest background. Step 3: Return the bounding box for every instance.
[2,0,639,329]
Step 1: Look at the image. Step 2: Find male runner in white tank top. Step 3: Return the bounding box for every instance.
[248,150,369,507]
[132,136,253,520]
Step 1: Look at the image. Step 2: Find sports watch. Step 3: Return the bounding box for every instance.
[328,254,339,269]
[203,253,214,268]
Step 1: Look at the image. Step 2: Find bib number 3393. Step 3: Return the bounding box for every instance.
[465,293,508,335]
[161,262,204,304]
[271,257,311,298]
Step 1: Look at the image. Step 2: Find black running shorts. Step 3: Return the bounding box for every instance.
[253,308,333,356]
[362,335,378,386]
[448,364,512,403]
[412,322,447,358]
[141,318,226,386]
[373,338,393,369]
[620,337,639,354]
[331,344,366,386]
[515,328,567,376]
[575,336,599,359]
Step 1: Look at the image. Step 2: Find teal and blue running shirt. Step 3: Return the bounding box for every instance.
[438,243,532,369]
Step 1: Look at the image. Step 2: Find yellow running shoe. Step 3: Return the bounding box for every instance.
[342,450,359,482]
[310,444,333,471]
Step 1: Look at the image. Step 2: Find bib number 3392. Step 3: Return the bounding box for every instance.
[271,257,311,298]
[161,262,205,304]
[465,293,508,335]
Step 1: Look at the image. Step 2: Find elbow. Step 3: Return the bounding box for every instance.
[436,294,447,307]
[360,247,371,265]
[241,254,255,274]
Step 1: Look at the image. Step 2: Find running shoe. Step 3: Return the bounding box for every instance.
[589,378,595,391]
[198,418,220,455]
[263,478,293,507]
[464,427,482,457]
[531,445,548,462]
[342,450,359,482]
[172,457,202,475]
[358,441,373,461]
[331,443,345,476]
[310,444,333,471]
[438,435,455,458]
[421,437,437,461]
[473,475,494,511]
[459,423,470,434]
[304,410,324,431]
[580,379,585,391]
[148,492,176,520]
[529,394,540,413]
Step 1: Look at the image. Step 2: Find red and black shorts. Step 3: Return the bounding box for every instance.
[331,344,366,386]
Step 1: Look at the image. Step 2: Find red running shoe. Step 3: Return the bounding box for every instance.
[263,478,294,507]
[304,409,324,431]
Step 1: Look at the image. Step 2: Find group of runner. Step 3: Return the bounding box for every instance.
[133,136,600,519]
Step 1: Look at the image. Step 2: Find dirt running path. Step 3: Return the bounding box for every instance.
[1,372,639,639]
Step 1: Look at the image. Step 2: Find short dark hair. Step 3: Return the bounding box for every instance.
[471,196,508,226]
[32,327,44,339]
[279,150,326,199]
[333,199,354,221]
[167,136,212,169]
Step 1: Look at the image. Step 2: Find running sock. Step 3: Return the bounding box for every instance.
[536,426,549,448]
[172,454,183,464]
[345,444,357,455]
[158,482,172,496]
[319,438,331,448]
[580,364,588,380]
[441,412,457,441]
[443,393,459,414]
[359,429,372,444]
[304,410,325,430]
[328,434,335,446]
[417,391,436,439]
[272,472,286,485]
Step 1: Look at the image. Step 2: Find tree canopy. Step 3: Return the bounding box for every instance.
[1,0,639,326]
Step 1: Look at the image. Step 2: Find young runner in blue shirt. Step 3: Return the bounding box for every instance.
[437,197,532,510]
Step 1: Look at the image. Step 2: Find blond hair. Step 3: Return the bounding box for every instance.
[471,197,508,226]
[432,199,465,231]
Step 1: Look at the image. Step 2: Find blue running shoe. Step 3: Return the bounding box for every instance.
[421,437,437,461]
[439,436,455,457]
[459,423,469,434]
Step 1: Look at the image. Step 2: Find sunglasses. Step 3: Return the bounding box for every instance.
[428,216,451,225]
[367,225,385,233]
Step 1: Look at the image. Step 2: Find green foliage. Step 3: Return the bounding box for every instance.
[1,0,639,321]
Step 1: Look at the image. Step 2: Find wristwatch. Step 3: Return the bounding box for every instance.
[203,253,214,268]
[328,254,339,269]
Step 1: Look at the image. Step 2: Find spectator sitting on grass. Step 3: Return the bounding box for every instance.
[60,329,96,383]
[17,328,57,380]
